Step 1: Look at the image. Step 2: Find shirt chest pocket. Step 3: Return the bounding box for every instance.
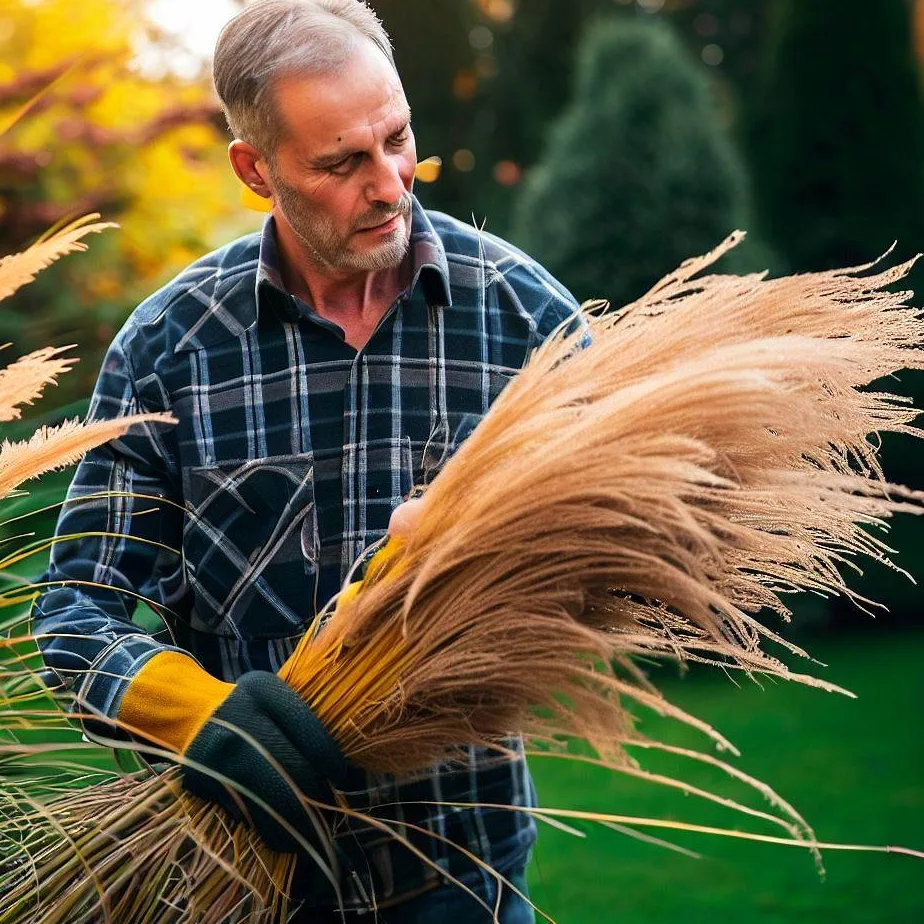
[181,454,318,639]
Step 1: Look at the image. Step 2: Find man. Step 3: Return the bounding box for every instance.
[34,1,580,920]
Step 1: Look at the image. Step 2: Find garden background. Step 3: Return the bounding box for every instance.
[1,0,922,920]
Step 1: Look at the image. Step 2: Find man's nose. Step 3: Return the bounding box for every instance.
[368,153,408,205]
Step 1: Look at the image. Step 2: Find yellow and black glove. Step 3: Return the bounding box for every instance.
[118,653,347,853]
[117,530,409,850]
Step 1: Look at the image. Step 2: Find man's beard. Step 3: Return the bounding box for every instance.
[271,171,412,273]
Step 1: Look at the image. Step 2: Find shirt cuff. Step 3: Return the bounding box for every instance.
[74,633,182,728]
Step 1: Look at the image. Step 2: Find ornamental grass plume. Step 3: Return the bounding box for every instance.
[3,233,924,923]
[0,217,174,920]
[0,217,172,500]
[281,232,924,773]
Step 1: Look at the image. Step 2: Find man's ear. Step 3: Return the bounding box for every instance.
[228,140,272,201]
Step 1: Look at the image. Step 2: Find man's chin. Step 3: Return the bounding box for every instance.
[341,233,410,273]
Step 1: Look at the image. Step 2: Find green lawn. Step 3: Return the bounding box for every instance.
[527,630,924,924]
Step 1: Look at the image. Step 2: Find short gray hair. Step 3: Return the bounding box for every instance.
[213,0,395,157]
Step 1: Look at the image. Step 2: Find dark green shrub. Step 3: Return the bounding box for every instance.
[511,16,765,307]
[749,0,924,272]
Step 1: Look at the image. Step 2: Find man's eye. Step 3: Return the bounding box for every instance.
[390,131,409,146]
[330,153,363,175]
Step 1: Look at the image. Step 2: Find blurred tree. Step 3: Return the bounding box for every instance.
[747,0,924,622]
[748,0,924,273]
[483,0,612,177]
[0,0,249,397]
[436,0,771,238]
[665,0,770,101]
[510,15,761,307]
[466,0,613,235]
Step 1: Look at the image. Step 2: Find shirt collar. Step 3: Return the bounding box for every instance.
[255,195,452,319]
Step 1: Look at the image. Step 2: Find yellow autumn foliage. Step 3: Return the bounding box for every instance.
[0,0,256,391]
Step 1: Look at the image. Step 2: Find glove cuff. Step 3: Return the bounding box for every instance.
[117,650,234,754]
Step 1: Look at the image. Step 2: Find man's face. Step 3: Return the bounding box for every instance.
[267,41,417,275]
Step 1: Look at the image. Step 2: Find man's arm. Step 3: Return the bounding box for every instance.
[32,333,186,726]
[31,334,349,851]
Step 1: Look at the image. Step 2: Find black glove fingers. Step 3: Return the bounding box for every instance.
[248,696,337,809]
[182,720,298,850]
[182,671,348,853]
[238,672,348,787]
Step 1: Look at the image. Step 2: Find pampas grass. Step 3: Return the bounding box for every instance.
[0,416,172,500]
[0,347,76,423]
[0,210,171,501]
[0,215,116,303]
[0,223,172,503]
[3,234,924,922]
[280,234,924,775]
[0,214,180,920]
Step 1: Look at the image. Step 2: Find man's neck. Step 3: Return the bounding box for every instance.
[275,223,410,351]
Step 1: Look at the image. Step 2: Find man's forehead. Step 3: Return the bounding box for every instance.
[273,53,410,155]
[333,97,411,146]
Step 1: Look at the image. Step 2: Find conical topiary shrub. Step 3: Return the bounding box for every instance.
[512,15,768,306]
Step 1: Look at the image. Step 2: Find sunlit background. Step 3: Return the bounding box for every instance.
[143,0,240,72]
[1,1,922,921]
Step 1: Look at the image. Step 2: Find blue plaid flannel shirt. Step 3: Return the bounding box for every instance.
[34,196,581,909]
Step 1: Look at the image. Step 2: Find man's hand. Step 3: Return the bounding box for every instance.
[117,653,346,853]
[387,494,426,538]
[117,493,426,851]
[182,671,346,853]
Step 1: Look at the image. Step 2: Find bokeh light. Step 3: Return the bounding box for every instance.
[493,159,522,186]
[453,149,476,172]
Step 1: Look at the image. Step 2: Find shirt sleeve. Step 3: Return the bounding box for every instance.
[32,333,187,726]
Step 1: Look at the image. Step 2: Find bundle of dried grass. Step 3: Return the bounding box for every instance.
[282,234,924,773]
[3,235,923,923]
